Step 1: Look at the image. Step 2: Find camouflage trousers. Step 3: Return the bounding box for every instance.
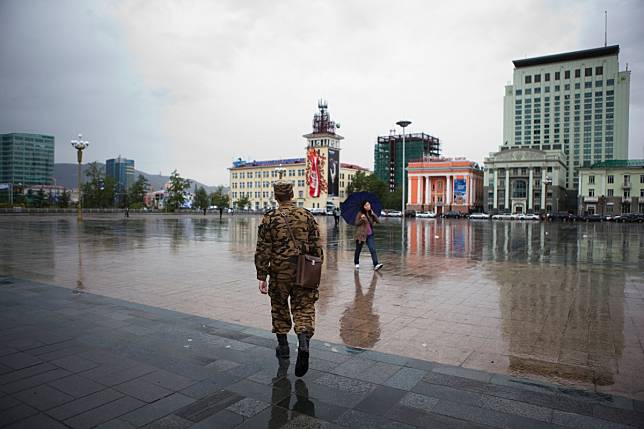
[268,280,319,335]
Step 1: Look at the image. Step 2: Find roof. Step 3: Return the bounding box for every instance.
[513,45,619,68]
[588,159,644,169]
[340,163,369,171]
[231,158,305,169]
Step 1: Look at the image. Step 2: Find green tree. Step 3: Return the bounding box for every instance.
[34,188,47,208]
[210,186,230,218]
[58,190,70,208]
[194,186,209,213]
[81,162,116,208]
[166,169,191,211]
[236,194,251,210]
[128,174,149,208]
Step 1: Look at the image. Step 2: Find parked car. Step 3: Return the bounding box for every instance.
[617,213,644,223]
[547,212,578,222]
[442,211,462,219]
[309,207,326,215]
[468,212,490,220]
[520,213,541,221]
[492,213,513,220]
[383,209,403,217]
[416,212,437,218]
[583,214,604,222]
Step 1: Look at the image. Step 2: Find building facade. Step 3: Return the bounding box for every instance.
[106,156,135,191]
[407,158,483,214]
[228,101,370,211]
[229,158,368,210]
[483,148,567,214]
[502,45,630,192]
[374,132,440,194]
[578,160,644,215]
[0,133,55,185]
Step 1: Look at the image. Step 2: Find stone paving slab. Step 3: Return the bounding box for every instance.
[0,276,643,429]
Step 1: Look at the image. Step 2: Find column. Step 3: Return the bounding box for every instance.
[504,169,510,210]
[407,174,412,205]
[446,175,452,208]
[493,170,498,209]
[417,176,422,205]
[425,176,431,208]
[541,169,546,209]
[528,168,534,210]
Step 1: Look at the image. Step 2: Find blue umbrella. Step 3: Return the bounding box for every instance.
[340,192,382,225]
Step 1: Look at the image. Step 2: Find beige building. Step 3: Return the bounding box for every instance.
[228,100,370,211]
[578,160,644,215]
[229,159,368,210]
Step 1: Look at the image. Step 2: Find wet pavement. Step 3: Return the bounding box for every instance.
[0,214,643,403]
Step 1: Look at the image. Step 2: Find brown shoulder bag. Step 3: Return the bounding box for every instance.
[281,212,322,288]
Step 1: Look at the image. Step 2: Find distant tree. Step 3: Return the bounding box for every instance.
[34,188,47,208]
[166,170,191,211]
[128,174,150,209]
[194,186,209,213]
[210,186,231,218]
[58,190,70,208]
[81,162,116,208]
[236,194,251,210]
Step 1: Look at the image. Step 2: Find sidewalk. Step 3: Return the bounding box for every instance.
[0,276,642,429]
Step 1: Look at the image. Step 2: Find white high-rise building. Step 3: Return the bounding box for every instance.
[502,45,630,191]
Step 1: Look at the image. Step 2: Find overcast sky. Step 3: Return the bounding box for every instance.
[1,0,642,186]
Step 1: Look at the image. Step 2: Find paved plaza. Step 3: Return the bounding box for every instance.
[1,215,644,428]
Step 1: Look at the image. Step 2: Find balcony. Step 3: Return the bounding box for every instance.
[584,196,598,203]
[622,182,631,189]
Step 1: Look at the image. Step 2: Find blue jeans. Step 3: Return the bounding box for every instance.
[354,235,379,266]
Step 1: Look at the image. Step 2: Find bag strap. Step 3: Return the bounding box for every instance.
[280,210,301,254]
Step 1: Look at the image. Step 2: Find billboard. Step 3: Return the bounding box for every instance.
[306,148,327,198]
[327,148,340,197]
[454,178,467,204]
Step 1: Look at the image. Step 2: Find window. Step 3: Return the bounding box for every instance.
[596,80,603,87]
[608,189,614,196]
[534,74,541,83]
[545,73,550,82]
[624,190,630,198]
[595,66,603,75]
[512,180,527,198]
[607,79,614,86]
[624,175,630,185]
[515,89,522,96]
[575,83,581,90]
[585,67,592,77]
[588,175,595,184]
[555,71,560,80]
[588,188,595,197]
[584,82,592,88]
[640,175,644,184]
[525,75,532,84]
[565,70,571,79]
[608,175,614,183]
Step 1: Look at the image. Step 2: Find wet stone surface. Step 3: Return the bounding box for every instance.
[0,213,643,427]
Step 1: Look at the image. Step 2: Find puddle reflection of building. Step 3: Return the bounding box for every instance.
[339,272,381,349]
[486,225,632,389]
[0,218,56,282]
[406,219,484,260]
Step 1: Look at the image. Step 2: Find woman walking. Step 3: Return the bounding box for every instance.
[354,201,383,271]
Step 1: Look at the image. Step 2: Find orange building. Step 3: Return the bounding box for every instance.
[407,158,484,214]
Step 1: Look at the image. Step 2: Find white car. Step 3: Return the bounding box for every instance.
[416,212,436,218]
[309,208,326,215]
[523,213,541,221]
[468,212,490,220]
[492,214,513,220]
[384,210,403,217]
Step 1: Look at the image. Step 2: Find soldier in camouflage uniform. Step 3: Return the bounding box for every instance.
[255,178,323,377]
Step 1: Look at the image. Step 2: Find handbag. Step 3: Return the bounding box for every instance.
[281,212,322,288]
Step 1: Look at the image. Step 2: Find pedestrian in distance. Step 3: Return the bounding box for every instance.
[354,200,383,271]
[333,206,341,227]
[255,177,324,377]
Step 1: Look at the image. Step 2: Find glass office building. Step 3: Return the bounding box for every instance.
[0,133,55,185]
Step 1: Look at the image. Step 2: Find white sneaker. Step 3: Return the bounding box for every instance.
[355,264,360,270]
[374,263,383,271]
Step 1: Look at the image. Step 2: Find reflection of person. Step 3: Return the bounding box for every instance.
[340,272,381,348]
[270,358,291,427]
[255,178,324,377]
[333,206,341,227]
[354,201,383,271]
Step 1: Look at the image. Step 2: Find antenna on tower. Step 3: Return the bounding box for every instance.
[604,10,607,47]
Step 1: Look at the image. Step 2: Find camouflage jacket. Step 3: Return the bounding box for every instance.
[255,202,324,281]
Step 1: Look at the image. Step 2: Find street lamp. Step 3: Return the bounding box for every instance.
[396,120,411,217]
[71,134,89,222]
[544,176,553,216]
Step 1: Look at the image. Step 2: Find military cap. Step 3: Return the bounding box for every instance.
[273,180,293,198]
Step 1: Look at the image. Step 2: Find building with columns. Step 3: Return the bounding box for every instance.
[483,148,567,214]
[407,158,483,214]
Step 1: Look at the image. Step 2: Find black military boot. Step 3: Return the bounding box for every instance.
[294,332,310,377]
[275,334,289,359]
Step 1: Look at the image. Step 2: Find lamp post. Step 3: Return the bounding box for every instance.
[396,121,411,217]
[544,176,552,217]
[71,134,90,222]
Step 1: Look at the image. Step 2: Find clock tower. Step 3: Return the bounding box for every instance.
[303,100,344,210]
